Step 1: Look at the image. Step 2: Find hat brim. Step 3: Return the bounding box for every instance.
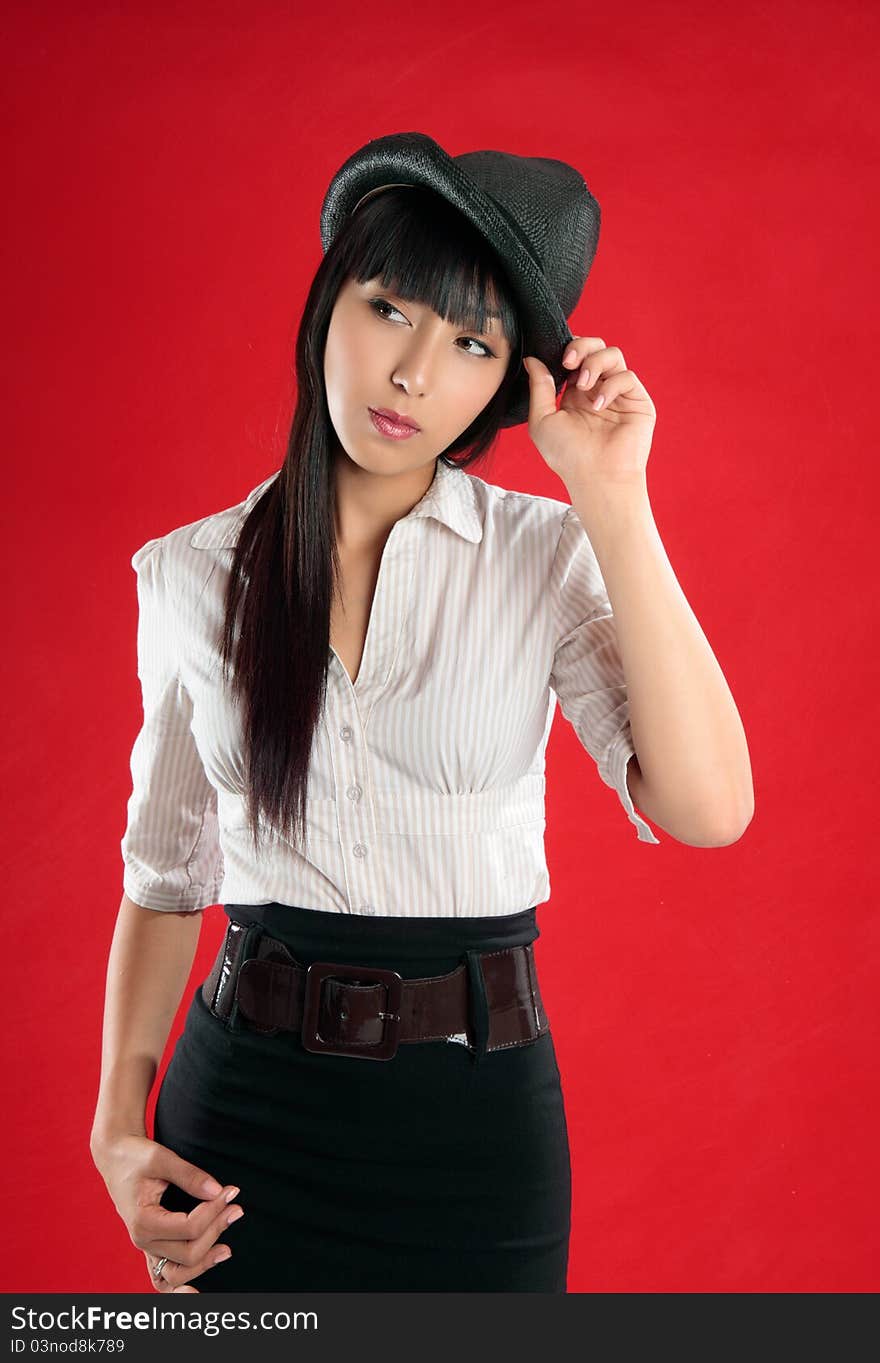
[319,132,574,428]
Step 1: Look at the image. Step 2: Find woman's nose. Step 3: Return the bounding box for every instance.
[391,342,439,397]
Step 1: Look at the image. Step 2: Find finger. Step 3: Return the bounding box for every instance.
[146,1240,231,1293]
[522,356,560,425]
[146,1196,244,1267]
[154,1245,229,1291]
[561,336,608,368]
[587,369,645,410]
[575,348,626,392]
[150,1147,228,1202]
[134,1183,240,1254]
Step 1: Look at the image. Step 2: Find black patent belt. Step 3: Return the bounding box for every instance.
[201,917,550,1062]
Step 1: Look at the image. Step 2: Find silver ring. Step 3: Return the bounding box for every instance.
[152,1256,169,1280]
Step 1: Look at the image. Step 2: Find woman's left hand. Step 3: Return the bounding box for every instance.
[523,338,656,491]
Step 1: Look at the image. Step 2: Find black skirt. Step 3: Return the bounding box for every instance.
[154,902,572,1292]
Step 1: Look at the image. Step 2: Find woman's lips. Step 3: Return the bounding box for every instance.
[368,408,421,440]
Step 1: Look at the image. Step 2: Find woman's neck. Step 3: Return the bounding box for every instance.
[332,450,438,553]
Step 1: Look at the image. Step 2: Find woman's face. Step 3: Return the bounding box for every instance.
[323,273,513,476]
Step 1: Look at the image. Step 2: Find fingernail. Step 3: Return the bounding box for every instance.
[564,348,577,365]
[214,1247,232,1263]
[227,1207,245,1225]
[593,394,605,409]
[224,1186,240,1203]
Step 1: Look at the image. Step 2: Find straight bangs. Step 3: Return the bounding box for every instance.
[338,185,521,355]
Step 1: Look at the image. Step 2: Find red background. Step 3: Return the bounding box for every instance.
[4,0,877,1293]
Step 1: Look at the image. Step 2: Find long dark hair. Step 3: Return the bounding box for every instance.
[219,185,524,857]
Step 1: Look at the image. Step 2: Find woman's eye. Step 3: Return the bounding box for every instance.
[368,297,494,358]
[457,337,494,358]
[369,298,404,321]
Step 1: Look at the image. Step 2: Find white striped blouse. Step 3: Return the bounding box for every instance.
[120,458,660,918]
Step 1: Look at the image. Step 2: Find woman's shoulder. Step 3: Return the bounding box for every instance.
[186,470,280,551]
[129,470,281,589]
[464,468,572,546]
[130,471,280,562]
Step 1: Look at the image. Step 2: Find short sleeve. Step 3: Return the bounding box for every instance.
[549,505,660,844]
[120,537,225,910]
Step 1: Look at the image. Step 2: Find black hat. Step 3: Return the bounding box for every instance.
[319,131,601,428]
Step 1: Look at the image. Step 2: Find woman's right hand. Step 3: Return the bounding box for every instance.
[91,1131,244,1292]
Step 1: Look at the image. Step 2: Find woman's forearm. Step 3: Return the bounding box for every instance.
[90,893,203,1150]
[567,477,754,845]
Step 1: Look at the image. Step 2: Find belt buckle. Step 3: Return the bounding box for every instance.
[301,960,404,1060]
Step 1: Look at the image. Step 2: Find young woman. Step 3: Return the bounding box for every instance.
[90,132,752,1294]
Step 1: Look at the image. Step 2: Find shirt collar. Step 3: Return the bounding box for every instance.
[190,458,483,549]
[400,458,484,543]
